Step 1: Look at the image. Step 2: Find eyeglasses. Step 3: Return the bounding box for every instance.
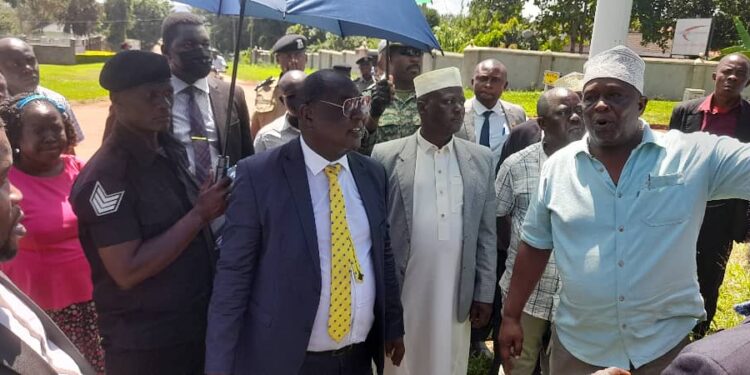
[319,96,372,118]
[393,46,424,57]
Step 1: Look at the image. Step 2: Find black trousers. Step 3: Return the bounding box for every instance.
[104,341,205,375]
[299,343,372,375]
[694,203,737,338]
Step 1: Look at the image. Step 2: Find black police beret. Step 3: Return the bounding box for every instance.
[271,34,308,54]
[99,50,171,92]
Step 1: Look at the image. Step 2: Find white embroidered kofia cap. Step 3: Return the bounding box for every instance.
[583,45,645,94]
[414,67,463,98]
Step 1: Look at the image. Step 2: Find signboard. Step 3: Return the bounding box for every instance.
[672,18,713,57]
[543,70,560,86]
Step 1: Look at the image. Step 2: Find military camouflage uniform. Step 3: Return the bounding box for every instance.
[360,89,420,155]
[251,77,285,138]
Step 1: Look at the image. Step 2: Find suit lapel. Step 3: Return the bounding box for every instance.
[454,140,478,235]
[349,155,384,282]
[396,135,417,234]
[281,139,321,272]
[208,78,229,155]
[462,101,476,142]
[0,274,95,375]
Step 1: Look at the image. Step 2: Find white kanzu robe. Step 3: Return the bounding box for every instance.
[385,134,469,375]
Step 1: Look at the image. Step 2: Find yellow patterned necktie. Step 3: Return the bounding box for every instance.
[324,163,364,342]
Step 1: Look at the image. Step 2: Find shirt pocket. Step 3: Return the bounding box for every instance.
[639,173,689,227]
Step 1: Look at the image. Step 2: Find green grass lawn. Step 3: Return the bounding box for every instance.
[39,63,107,102]
[466,88,677,127]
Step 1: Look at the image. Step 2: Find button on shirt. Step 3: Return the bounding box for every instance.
[253,114,300,153]
[414,132,463,241]
[300,138,376,352]
[521,123,750,369]
[472,98,509,167]
[171,76,221,174]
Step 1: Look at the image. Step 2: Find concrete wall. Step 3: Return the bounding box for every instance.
[252,46,750,100]
[29,39,76,65]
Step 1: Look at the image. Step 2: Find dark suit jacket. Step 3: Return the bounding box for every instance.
[0,273,96,375]
[662,318,750,375]
[669,96,750,242]
[102,76,254,164]
[206,76,254,165]
[205,138,404,375]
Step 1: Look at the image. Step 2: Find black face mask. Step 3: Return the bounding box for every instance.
[178,48,212,79]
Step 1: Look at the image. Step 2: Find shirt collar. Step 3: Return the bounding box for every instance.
[300,136,350,176]
[698,93,741,115]
[472,98,503,116]
[416,130,455,154]
[281,114,300,134]
[110,126,163,166]
[171,75,210,95]
[572,119,660,157]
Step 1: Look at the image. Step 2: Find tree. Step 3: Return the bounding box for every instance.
[127,0,169,50]
[285,24,373,52]
[533,0,596,53]
[16,0,70,33]
[104,0,130,47]
[420,5,439,28]
[59,0,101,36]
[633,0,750,51]
[0,3,20,36]
[249,18,288,50]
[468,0,523,23]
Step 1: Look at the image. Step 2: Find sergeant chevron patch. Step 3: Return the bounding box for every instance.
[89,181,124,216]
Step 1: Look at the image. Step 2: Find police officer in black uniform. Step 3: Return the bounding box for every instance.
[69,51,231,375]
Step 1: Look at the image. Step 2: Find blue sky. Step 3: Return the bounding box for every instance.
[427,0,541,18]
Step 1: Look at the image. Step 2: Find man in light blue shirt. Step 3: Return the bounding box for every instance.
[498,45,750,374]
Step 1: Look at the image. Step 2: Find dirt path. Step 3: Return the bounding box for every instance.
[72,80,258,160]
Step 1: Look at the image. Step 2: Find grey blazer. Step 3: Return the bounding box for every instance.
[455,98,527,142]
[371,134,497,322]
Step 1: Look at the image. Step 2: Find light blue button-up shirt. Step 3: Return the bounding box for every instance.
[521,123,750,369]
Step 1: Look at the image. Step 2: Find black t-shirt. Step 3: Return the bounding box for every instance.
[70,127,214,351]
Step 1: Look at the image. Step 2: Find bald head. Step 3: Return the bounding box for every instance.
[537,87,583,153]
[0,38,39,95]
[278,70,306,116]
[474,59,507,76]
[713,53,750,101]
[538,87,579,117]
[278,70,306,93]
[472,59,509,108]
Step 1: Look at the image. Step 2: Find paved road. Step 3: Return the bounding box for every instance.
[72,81,258,160]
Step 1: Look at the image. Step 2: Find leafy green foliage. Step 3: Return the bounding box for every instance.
[127,0,169,51]
[16,0,69,33]
[285,24,376,52]
[104,0,130,46]
[633,0,750,51]
[534,0,596,53]
[0,2,20,36]
[58,0,101,36]
[713,17,750,60]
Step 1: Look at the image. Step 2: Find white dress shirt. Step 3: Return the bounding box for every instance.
[171,76,220,174]
[300,137,376,351]
[471,98,510,166]
[253,114,300,153]
[0,283,82,374]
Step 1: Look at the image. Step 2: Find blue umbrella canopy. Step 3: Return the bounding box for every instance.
[177,0,441,51]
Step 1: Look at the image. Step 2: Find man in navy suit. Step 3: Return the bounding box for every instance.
[205,69,405,375]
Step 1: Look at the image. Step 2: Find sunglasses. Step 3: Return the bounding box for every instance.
[393,46,424,57]
[319,96,372,118]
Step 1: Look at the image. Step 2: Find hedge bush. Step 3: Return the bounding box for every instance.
[75,51,116,64]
